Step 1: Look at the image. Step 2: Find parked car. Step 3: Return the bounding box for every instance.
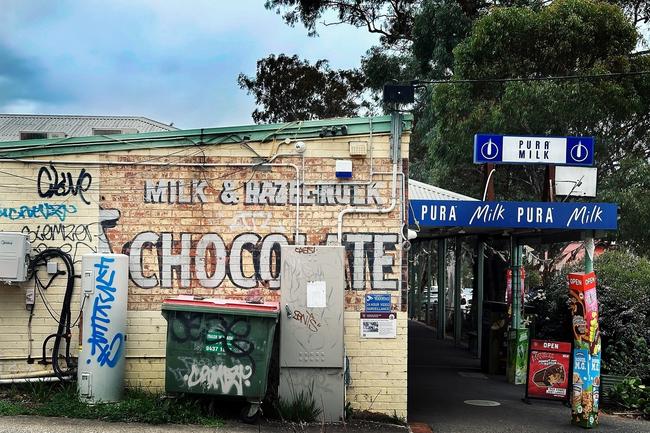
[420,286,439,310]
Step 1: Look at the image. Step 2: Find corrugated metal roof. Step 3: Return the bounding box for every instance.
[0,114,177,141]
[408,178,477,201]
[0,114,413,158]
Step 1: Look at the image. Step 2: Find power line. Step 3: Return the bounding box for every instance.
[416,70,650,85]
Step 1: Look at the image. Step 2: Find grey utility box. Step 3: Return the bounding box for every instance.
[0,232,31,283]
[279,245,346,422]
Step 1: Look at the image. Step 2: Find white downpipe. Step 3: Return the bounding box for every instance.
[337,161,399,244]
[0,376,71,385]
[0,370,59,380]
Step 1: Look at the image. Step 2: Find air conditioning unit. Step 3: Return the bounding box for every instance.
[0,232,31,283]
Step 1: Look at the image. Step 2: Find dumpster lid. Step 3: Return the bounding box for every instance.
[161,296,279,317]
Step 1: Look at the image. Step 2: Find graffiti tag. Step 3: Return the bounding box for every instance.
[87,256,124,368]
[0,203,77,221]
[37,165,92,205]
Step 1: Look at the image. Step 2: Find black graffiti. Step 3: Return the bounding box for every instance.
[169,312,256,371]
[22,223,96,264]
[169,311,202,343]
[37,164,92,205]
[22,223,93,243]
[292,309,321,332]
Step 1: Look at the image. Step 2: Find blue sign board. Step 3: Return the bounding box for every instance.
[474,134,595,166]
[365,294,392,313]
[409,200,617,230]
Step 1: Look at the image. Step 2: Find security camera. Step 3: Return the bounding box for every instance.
[295,141,306,153]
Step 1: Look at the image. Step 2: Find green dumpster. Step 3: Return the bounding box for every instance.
[161,297,279,422]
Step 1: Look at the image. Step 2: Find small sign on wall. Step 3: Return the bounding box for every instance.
[307,281,327,308]
[365,293,391,312]
[360,312,397,339]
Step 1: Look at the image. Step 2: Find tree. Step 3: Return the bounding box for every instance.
[424,0,650,237]
[247,1,650,255]
[237,54,367,123]
[265,0,420,46]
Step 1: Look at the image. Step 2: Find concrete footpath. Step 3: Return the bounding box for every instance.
[408,320,649,433]
[0,416,408,433]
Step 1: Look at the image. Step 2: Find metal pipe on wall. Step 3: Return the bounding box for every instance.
[0,376,71,385]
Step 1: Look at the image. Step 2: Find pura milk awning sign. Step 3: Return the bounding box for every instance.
[409,200,617,230]
[473,134,595,166]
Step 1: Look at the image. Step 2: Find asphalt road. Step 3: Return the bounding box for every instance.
[407,320,649,433]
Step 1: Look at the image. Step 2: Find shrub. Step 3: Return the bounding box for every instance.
[608,377,650,418]
[530,249,650,381]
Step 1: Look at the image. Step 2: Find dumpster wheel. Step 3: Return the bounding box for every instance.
[240,402,261,424]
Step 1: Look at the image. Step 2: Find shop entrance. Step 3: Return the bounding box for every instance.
[404,181,622,431]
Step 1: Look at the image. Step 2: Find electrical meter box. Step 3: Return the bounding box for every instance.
[279,245,346,422]
[0,232,31,283]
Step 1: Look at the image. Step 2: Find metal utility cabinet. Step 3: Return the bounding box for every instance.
[279,245,346,422]
[78,254,129,404]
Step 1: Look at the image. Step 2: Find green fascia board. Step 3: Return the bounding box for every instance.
[0,114,413,159]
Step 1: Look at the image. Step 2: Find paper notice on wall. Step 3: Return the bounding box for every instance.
[360,312,397,339]
[306,281,327,308]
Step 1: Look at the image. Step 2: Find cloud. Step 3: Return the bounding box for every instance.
[0,43,66,111]
[0,2,379,128]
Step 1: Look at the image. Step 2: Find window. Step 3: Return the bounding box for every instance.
[93,128,138,136]
[93,129,123,136]
[20,132,48,140]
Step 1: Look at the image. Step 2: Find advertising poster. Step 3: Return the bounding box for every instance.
[568,272,601,428]
[526,340,571,401]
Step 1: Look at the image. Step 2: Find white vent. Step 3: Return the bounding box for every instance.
[349,141,368,157]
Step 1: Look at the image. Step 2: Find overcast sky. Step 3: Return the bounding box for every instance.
[0,1,379,129]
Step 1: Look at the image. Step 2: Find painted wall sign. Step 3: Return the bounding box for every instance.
[473,134,595,166]
[409,200,617,230]
[365,294,391,313]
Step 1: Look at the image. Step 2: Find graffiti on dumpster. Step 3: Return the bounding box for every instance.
[167,313,258,396]
[183,362,253,394]
[169,312,256,367]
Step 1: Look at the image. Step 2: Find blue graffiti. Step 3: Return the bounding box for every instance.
[87,256,124,367]
[0,203,77,221]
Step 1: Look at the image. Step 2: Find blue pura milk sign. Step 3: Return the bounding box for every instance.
[409,200,617,230]
[474,134,594,166]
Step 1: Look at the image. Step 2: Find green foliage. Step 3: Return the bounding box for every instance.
[276,387,322,423]
[412,0,474,76]
[0,400,29,416]
[531,250,650,381]
[0,383,222,426]
[264,0,419,45]
[608,377,650,418]
[237,54,367,123]
[594,251,650,379]
[425,0,650,253]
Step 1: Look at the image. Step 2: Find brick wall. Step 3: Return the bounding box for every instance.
[0,129,409,418]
